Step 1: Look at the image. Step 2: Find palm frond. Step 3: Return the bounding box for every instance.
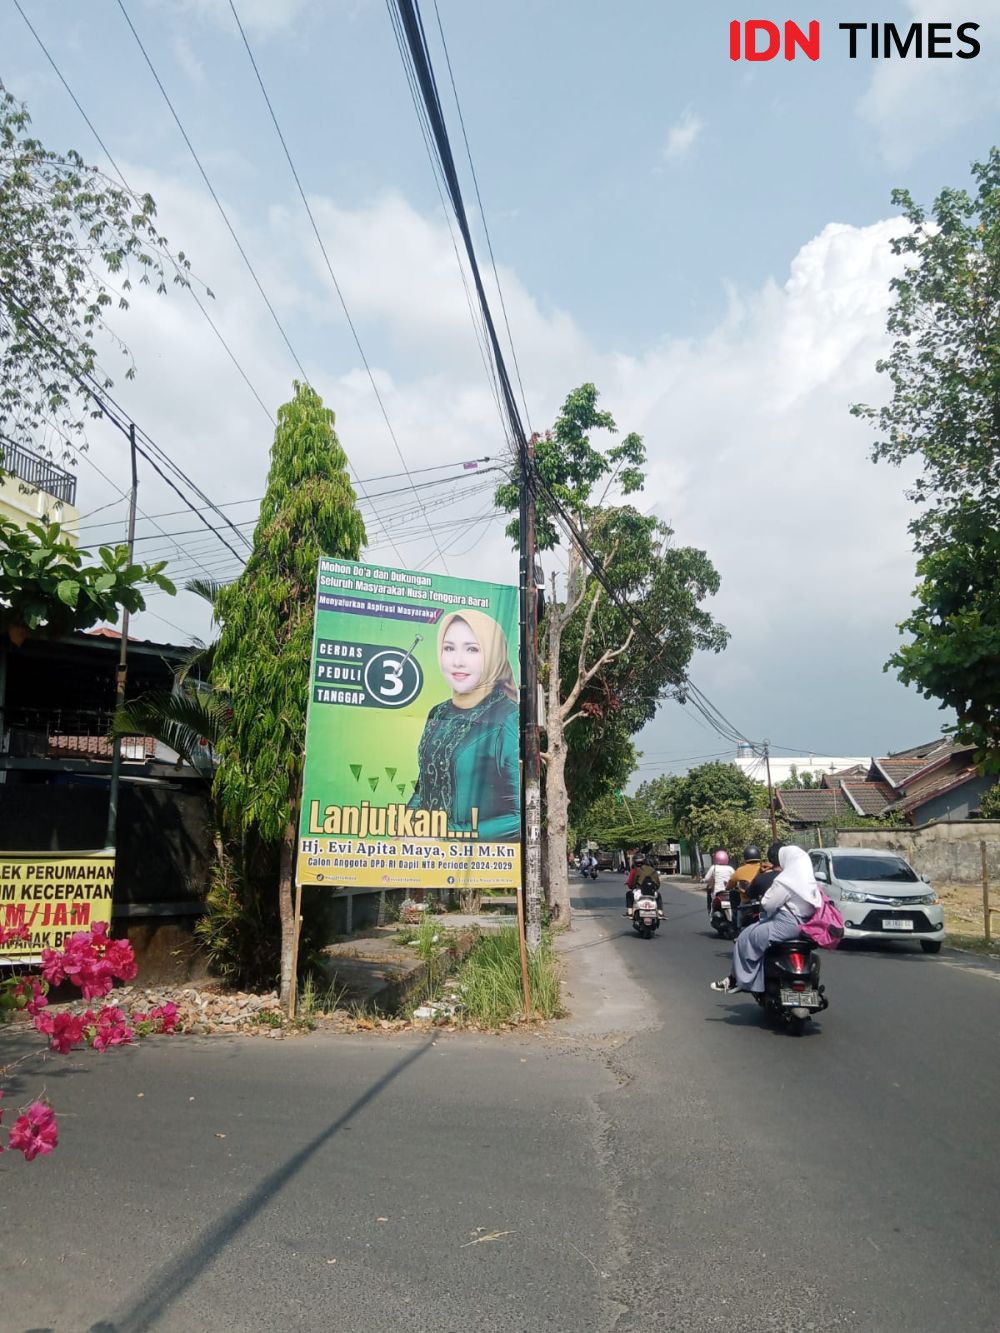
[113,688,228,772]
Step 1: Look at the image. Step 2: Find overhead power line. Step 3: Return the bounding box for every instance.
[429,0,531,434]
[116,0,310,386]
[389,0,760,756]
[225,0,453,575]
[11,0,276,427]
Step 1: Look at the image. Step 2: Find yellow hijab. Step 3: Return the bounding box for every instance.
[437,609,518,710]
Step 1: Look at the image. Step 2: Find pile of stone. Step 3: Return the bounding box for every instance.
[71,984,287,1037]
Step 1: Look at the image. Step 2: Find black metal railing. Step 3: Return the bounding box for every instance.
[0,439,78,506]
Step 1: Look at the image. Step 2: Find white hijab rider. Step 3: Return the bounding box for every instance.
[761,845,821,921]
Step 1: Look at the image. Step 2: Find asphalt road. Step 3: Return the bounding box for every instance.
[2,875,999,1332]
[575,873,1000,1332]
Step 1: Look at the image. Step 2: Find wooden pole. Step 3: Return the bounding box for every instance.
[288,879,303,1020]
[515,871,531,1019]
[982,840,990,945]
[105,424,138,849]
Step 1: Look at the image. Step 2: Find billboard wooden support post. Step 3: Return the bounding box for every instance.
[982,840,991,946]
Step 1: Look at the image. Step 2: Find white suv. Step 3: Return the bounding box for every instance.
[809,847,945,953]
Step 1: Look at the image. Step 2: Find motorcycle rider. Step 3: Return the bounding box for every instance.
[623,853,665,918]
[726,844,765,928]
[580,848,597,877]
[710,844,820,994]
[703,849,734,912]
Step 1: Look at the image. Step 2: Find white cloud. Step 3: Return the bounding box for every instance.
[172,34,206,84]
[858,0,1000,165]
[662,108,705,164]
[77,169,924,750]
[162,0,349,38]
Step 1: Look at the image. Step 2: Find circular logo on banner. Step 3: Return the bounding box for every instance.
[364,649,423,708]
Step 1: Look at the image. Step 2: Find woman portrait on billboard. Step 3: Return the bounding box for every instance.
[408,608,520,841]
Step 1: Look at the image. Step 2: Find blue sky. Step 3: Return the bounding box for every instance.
[4,0,1000,773]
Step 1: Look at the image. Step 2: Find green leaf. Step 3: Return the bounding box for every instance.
[56,578,80,608]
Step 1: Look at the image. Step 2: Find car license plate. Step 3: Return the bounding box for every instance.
[883,918,914,930]
[781,988,819,1007]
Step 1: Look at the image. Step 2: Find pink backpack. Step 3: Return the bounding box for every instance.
[801,890,845,950]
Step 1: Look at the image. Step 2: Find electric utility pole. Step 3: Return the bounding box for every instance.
[763,740,778,843]
[520,434,543,973]
[104,424,138,849]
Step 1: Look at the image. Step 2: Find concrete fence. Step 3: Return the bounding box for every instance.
[834,820,1000,886]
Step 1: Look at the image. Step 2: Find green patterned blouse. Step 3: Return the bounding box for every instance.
[409,685,520,841]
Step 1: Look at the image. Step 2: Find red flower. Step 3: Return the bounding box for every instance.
[42,1011,86,1055]
[150,1002,178,1034]
[8,1101,58,1160]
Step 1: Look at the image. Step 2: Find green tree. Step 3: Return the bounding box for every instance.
[668,761,768,835]
[0,89,191,644]
[0,519,174,644]
[635,772,687,823]
[0,88,188,455]
[497,385,728,926]
[211,383,366,1007]
[686,804,782,862]
[980,783,1000,818]
[887,520,1000,768]
[854,151,1000,766]
[579,789,677,854]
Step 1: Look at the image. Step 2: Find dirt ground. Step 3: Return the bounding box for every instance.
[937,881,1000,944]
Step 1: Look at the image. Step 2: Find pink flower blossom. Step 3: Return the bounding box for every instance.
[13,977,49,1016]
[40,925,138,1000]
[8,1101,58,1160]
[91,1006,134,1052]
[151,1002,178,1034]
[37,1011,87,1055]
[0,922,30,946]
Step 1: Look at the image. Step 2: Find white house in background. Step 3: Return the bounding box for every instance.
[732,743,869,787]
[0,439,80,544]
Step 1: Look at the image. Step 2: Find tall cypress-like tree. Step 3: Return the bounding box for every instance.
[212,383,366,1006]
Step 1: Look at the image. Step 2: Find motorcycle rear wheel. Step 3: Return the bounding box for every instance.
[788,1015,807,1037]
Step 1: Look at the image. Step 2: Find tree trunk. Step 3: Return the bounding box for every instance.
[278,818,297,1010]
[542,575,572,928]
[545,739,571,926]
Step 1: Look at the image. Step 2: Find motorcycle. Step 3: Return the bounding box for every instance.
[581,860,599,880]
[631,891,660,940]
[709,889,738,939]
[740,900,828,1035]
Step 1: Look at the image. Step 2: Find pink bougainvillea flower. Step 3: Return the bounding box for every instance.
[151,1002,179,1034]
[44,1011,86,1055]
[0,922,30,946]
[8,1101,58,1160]
[13,977,49,1017]
[40,947,67,987]
[91,1006,134,1052]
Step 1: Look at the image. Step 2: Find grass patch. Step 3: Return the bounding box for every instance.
[451,926,563,1027]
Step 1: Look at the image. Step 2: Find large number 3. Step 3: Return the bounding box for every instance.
[380,656,404,697]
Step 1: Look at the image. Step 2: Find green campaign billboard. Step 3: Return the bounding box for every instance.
[297,557,521,892]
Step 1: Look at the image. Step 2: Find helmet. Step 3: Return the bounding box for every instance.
[712,850,730,865]
[633,853,646,866]
[743,845,762,862]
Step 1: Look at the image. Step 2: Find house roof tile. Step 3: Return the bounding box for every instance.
[48,734,156,762]
[885,766,982,813]
[776,789,843,822]
[841,781,893,815]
